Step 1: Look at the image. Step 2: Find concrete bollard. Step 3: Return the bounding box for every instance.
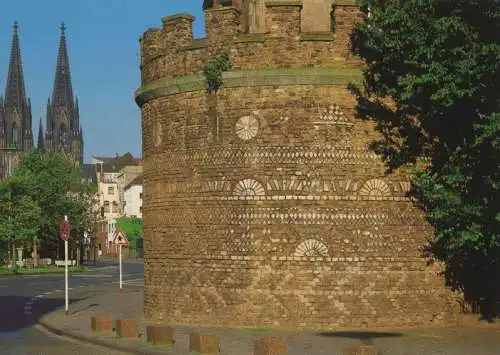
[254,336,288,355]
[189,332,220,354]
[146,324,174,345]
[343,345,378,355]
[90,314,113,333]
[116,319,139,338]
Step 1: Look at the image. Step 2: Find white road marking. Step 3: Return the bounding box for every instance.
[0,285,7,288]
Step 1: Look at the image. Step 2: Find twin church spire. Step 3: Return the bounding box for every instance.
[0,21,83,165]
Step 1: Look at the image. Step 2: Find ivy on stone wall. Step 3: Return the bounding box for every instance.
[203,53,232,94]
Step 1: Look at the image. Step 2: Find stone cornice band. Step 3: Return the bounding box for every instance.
[135,67,363,106]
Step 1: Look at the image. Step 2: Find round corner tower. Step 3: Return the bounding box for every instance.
[135,0,459,329]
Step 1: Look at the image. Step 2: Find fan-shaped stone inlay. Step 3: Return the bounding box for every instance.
[294,239,329,257]
[359,179,391,197]
[235,115,259,140]
[233,179,265,196]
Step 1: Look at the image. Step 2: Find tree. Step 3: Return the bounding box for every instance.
[0,174,41,265]
[350,0,500,316]
[13,150,98,259]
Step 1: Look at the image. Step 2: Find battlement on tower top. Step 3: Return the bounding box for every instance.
[139,0,364,86]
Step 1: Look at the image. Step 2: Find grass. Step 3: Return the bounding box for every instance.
[0,265,87,276]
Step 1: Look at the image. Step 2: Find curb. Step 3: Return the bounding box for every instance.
[37,316,173,355]
[0,269,89,277]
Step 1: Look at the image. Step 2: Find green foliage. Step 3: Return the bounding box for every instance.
[0,174,41,245]
[351,0,500,168]
[351,0,500,313]
[203,53,231,93]
[116,217,143,239]
[0,150,98,258]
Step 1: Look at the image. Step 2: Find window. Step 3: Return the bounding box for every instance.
[112,201,118,213]
[103,201,110,213]
[59,124,67,145]
[11,122,18,145]
[108,186,114,195]
[139,193,143,199]
[139,206,143,213]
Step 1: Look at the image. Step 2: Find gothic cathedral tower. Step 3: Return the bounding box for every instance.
[0,21,33,152]
[0,22,33,178]
[43,23,83,165]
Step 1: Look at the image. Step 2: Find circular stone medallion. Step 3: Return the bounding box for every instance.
[235,115,259,141]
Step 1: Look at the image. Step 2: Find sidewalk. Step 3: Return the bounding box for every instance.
[38,288,500,355]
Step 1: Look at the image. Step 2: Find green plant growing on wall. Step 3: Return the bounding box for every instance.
[203,53,231,93]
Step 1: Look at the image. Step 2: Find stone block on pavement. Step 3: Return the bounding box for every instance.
[146,324,174,345]
[90,314,113,333]
[116,319,139,338]
[254,336,288,355]
[189,332,220,354]
[343,345,378,355]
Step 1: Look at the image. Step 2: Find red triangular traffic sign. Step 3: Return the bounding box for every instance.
[113,228,129,246]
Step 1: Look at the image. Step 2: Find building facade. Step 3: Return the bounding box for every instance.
[136,0,460,329]
[116,164,143,215]
[123,175,143,218]
[92,153,142,253]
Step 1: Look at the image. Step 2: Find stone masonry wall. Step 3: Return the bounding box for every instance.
[139,3,364,84]
[136,0,460,329]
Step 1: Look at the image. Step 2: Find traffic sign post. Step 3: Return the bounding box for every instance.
[60,216,70,315]
[112,229,129,293]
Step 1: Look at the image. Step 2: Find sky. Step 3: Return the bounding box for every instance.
[0,0,207,163]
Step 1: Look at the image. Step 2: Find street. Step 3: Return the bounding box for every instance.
[0,260,143,354]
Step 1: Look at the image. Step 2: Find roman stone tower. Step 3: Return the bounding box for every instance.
[136,0,459,328]
[43,23,83,165]
[0,22,33,177]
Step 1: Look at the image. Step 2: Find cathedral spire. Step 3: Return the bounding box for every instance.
[4,21,27,108]
[37,117,44,151]
[51,22,74,106]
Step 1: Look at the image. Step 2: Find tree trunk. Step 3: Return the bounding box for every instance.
[11,240,16,267]
[33,235,38,267]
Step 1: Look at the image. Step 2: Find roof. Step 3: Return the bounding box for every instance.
[125,174,143,190]
[93,152,140,166]
[80,163,97,182]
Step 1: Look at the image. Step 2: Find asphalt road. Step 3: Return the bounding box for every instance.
[0,259,143,354]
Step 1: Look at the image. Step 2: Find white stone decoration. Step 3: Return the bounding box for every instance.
[313,104,350,124]
[154,121,163,147]
[294,239,329,257]
[359,179,391,197]
[235,115,259,140]
[233,178,265,196]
